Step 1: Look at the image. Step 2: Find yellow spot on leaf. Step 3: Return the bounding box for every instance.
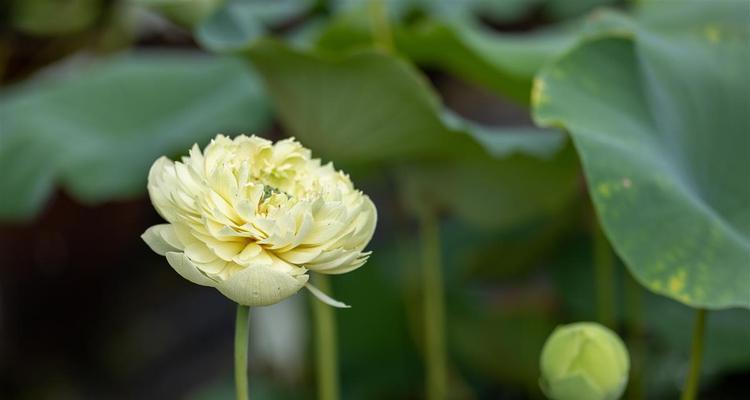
[704,25,721,43]
[677,293,692,303]
[531,77,548,108]
[597,183,612,198]
[668,270,687,294]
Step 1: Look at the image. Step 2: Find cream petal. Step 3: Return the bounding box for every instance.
[358,197,377,242]
[165,252,218,287]
[185,242,218,263]
[141,224,182,255]
[308,249,362,272]
[323,253,370,275]
[208,164,238,203]
[303,221,345,245]
[290,210,314,247]
[203,238,246,261]
[277,246,323,265]
[216,264,308,306]
[175,161,202,194]
[304,282,350,308]
[187,143,204,173]
[207,259,244,281]
[147,157,178,221]
[307,247,347,264]
[208,194,242,225]
[233,242,263,264]
[194,257,231,276]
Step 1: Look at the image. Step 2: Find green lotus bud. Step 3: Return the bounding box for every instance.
[540,322,629,400]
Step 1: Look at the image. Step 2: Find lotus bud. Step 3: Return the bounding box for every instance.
[142,134,377,307]
[540,322,630,400]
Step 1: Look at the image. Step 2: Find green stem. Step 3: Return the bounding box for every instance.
[593,220,616,328]
[368,0,394,53]
[625,274,645,400]
[234,304,250,400]
[420,212,447,400]
[681,309,707,400]
[312,274,340,400]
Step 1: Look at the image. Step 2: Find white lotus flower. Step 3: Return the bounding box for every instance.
[142,134,377,307]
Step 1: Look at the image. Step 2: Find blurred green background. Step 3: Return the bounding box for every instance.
[0,0,748,399]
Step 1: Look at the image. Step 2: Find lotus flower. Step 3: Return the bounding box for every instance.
[142,134,376,307]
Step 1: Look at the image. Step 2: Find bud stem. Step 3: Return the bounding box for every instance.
[625,275,645,400]
[420,212,447,400]
[235,304,250,400]
[311,274,341,400]
[593,216,616,328]
[368,0,394,54]
[681,308,707,400]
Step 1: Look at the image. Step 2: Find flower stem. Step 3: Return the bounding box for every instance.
[593,220,616,328]
[312,274,340,400]
[235,304,250,400]
[420,212,447,400]
[625,274,645,400]
[368,0,394,53]
[681,309,707,400]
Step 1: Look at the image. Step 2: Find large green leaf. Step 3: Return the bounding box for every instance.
[248,39,482,163]
[395,19,576,104]
[0,52,271,221]
[316,10,576,103]
[532,4,750,309]
[248,40,578,229]
[195,0,314,52]
[248,39,569,162]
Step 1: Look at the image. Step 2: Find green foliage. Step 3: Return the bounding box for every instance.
[316,7,578,103]
[199,0,582,103]
[136,0,227,28]
[11,0,103,36]
[0,53,271,221]
[196,0,314,52]
[249,40,479,162]
[533,3,750,309]
[396,149,577,230]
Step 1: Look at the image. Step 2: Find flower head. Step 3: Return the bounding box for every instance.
[142,134,376,306]
[540,322,630,400]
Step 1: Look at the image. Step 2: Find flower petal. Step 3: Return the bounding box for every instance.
[216,264,308,306]
[305,282,350,308]
[165,252,218,287]
[141,224,182,255]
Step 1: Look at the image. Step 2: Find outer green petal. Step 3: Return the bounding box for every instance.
[141,224,183,255]
[165,251,218,287]
[542,373,605,400]
[216,264,308,306]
